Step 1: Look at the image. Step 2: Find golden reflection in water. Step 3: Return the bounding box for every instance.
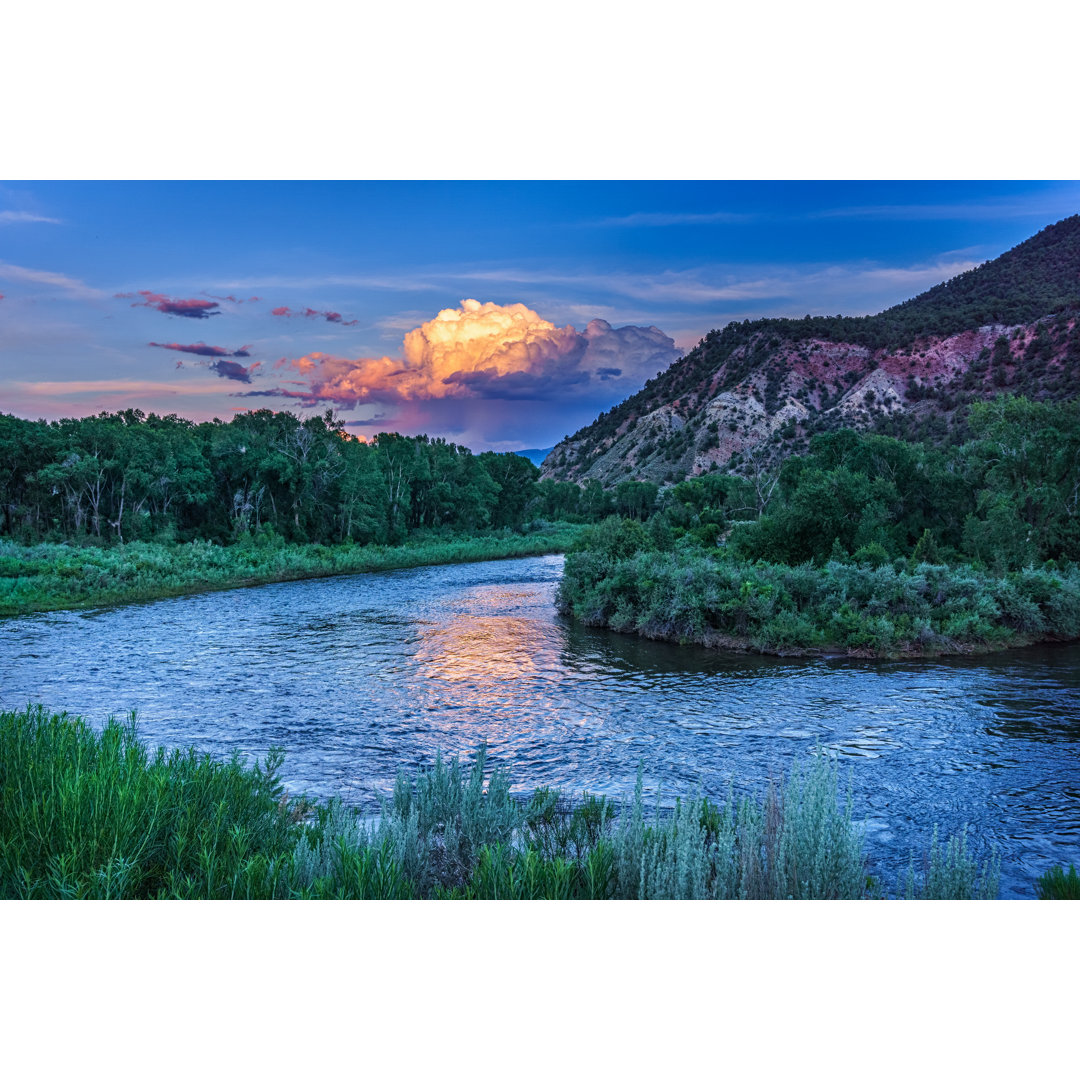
[413,588,553,691]
[409,585,600,748]
[416,617,545,682]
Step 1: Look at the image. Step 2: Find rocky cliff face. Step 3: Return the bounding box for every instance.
[542,216,1080,487]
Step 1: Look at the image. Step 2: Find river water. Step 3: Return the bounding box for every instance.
[2,554,1078,897]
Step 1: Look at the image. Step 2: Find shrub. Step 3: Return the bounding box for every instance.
[558,544,1080,657]
[900,826,1001,899]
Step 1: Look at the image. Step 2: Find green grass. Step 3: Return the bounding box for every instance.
[0,524,585,617]
[1,706,1003,900]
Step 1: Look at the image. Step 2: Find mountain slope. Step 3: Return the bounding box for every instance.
[543,215,1080,486]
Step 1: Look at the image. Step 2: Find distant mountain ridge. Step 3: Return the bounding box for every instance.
[513,447,555,467]
[542,215,1080,486]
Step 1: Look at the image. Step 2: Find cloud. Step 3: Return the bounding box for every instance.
[453,266,793,304]
[210,273,440,293]
[0,261,104,299]
[0,210,62,226]
[203,293,261,304]
[452,254,989,310]
[17,379,230,396]
[591,210,753,227]
[150,341,252,358]
[117,290,221,318]
[230,387,291,398]
[271,305,359,326]
[157,342,262,382]
[209,359,260,383]
[807,196,1080,221]
[375,310,431,333]
[234,299,681,409]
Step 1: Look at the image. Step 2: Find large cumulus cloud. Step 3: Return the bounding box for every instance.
[240,299,680,408]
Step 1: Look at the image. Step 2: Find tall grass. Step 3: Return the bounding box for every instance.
[0,706,1002,900]
[0,706,298,899]
[0,524,584,617]
[1035,865,1080,899]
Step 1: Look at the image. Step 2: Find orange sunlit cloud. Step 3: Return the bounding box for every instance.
[237,299,680,410]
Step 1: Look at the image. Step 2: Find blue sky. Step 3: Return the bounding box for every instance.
[2,180,1078,450]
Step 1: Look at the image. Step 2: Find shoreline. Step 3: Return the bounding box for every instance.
[0,528,581,618]
[578,618,1079,661]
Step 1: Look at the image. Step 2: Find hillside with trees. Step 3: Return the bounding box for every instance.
[543,215,1080,487]
[556,396,1080,657]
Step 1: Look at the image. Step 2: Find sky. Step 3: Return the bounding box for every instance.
[1,180,1078,451]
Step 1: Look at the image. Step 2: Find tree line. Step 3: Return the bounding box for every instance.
[0,408,625,547]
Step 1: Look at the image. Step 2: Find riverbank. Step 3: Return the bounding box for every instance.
[0,525,584,617]
[556,538,1080,659]
[1,706,1006,900]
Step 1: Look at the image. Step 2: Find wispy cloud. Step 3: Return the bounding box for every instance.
[0,261,104,299]
[808,197,1080,222]
[589,210,754,228]
[583,192,1080,228]
[208,253,987,323]
[375,310,432,333]
[150,341,252,358]
[212,274,442,293]
[450,266,781,304]
[16,379,227,395]
[593,192,1080,227]
[203,293,261,304]
[452,255,983,308]
[0,210,63,226]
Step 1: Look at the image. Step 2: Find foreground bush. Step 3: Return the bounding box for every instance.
[1,707,1000,900]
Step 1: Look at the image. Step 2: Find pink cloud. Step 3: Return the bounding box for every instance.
[117,290,220,319]
[270,304,358,326]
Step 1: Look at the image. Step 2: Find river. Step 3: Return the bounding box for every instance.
[2,554,1078,898]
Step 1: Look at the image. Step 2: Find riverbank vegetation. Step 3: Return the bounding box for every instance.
[558,540,1080,655]
[558,397,1080,656]
[0,525,583,616]
[1,706,1002,900]
[0,407,623,613]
